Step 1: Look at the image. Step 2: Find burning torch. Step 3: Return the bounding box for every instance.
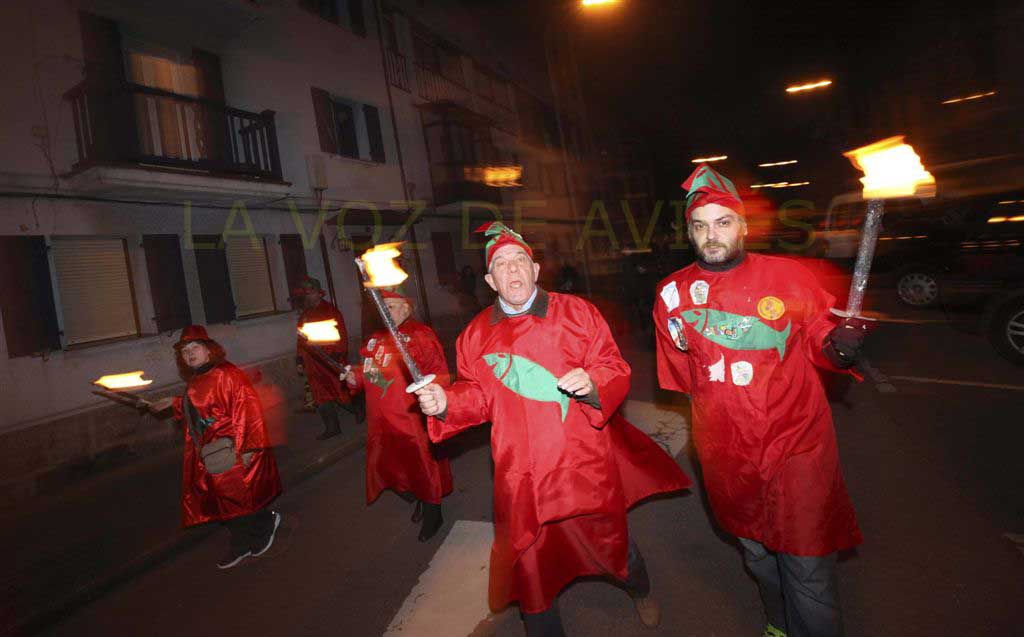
[837,136,936,319]
[355,243,435,393]
[297,319,350,377]
[92,371,153,410]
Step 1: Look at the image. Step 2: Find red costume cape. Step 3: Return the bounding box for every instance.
[172,362,282,527]
[350,319,453,505]
[428,291,691,613]
[654,253,862,556]
[297,299,351,405]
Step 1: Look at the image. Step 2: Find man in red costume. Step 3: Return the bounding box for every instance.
[415,222,691,636]
[149,325,282,569]
[654,165,868,637]
[295,276,363,439]
[343,289,452,542]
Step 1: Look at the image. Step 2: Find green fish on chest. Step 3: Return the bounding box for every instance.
[483,353,570,422]
[681,308,791,359]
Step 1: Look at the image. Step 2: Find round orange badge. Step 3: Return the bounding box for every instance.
[757,296,786,321]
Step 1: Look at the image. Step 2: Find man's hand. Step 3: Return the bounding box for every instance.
[414,383,448,416]
[556,368,593,397]
[148,397,174,414]
[296,363,305,377]
[341,365,357,387]
[825,317,869,368]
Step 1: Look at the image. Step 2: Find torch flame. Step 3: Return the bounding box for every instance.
[299,319,342,343]
[94,371,153,390]
[360,243,409,288]
[844,136,936,199]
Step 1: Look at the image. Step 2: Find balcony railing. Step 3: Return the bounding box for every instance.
[65,81,283,181]
[385,48,410,92]
[414,64,473,109]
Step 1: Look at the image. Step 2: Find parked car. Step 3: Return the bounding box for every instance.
[985,288,1024,365]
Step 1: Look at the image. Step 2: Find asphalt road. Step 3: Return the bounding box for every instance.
[46,296,1024,636]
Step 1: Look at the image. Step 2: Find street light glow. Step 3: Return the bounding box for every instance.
[581,0,620,6]
[786,79,832,94]
[844,136,935,199]
[691,155,727,163]
[758,160,799,167]
[750,181,810,189]
[941,91,996,105]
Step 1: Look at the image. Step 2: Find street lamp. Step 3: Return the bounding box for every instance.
[837,136,935,318]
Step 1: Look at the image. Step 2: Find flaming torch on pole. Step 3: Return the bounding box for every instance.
[92,371,154,410]
[355,243,436,393]
[837,136,936,319]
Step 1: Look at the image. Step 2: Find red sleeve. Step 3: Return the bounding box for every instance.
[578,301,631,430]
[228,368,271,452]
[415,325,451,388]
[793,264,862,379]
[427,327,489,443]
[653,281,694,395]
[172,395,184,423]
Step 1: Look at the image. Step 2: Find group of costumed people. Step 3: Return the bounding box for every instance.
[144,163,867,637]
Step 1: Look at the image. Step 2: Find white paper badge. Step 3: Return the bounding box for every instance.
[367,338,377,351]
[660,281,680,312]
[382,353,392,368]
[690,280,710,305]
[708,354,726,382]
[731,361,754,386]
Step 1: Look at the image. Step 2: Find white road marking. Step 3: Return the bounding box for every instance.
[621,399,690,458]
[384,521,495,636]
[887,375,1024,392]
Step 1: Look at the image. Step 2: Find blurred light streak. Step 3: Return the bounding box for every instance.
[786,79,832,93]
[988,216,1008,223]
[758,160,798,167]
[691,155,727,163]
[581,0,619,6]
[941,91,996,105]
[750,181,810,189]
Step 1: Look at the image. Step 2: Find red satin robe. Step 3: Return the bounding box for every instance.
[172,361,282,527]
[297,298,351,405]
[350,319,453,505]
[428,291,691,614]
[654,253,862,556]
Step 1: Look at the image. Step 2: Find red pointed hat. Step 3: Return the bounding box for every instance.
[476,221,533,269]
[681,164,744,219]
[174,325,212,349]
[380,288,412,304]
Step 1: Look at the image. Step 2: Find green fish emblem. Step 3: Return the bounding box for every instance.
[681,309,791,359]
[483,353,570,422]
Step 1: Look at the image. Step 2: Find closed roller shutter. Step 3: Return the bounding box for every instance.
[52,237,138,345]
[225,237,275,317]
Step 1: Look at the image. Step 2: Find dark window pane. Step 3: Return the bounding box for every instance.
[190,235,236,324]
[143,234,192,333]
[431,231,456,286]
[363,104,386,163]
[333,100,359,158]
[280,234,309,291]
[347,0,366,36]
[0,236,60,357]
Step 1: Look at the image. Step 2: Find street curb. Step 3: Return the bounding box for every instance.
[10,432,367,637]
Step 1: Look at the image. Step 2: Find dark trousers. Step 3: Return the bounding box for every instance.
[316,400,343,432]
[739,537,842,637]
[223,509,275,553]
[522,539,650,637]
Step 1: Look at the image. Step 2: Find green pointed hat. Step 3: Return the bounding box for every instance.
[475,221,533,268]
[681,164,744,219]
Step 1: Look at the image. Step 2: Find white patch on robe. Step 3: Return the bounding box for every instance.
[708,354,726,382]
[690,280,710,305]
[731,361,754,386]
[660,281,680,311]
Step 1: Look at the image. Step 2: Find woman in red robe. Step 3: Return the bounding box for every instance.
[344,290,452,541]
[150,325,282,569]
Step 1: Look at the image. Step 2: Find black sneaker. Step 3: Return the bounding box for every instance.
[217,548,252,570]
[253,511,282,557]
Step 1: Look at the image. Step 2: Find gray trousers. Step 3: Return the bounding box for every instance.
[739,538,842,637]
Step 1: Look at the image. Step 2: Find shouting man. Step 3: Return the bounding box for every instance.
[415,222,690,636]
[654,165,867,637]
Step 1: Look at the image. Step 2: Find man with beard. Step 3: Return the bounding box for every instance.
[343,289,452,542]
[415,222,691,636]
[295,277,363,439]
[653,165,868,637]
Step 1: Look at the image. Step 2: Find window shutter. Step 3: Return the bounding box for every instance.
[347,0,366,36]
[363,104,386,163]
[311,86,339,154]
[192,235,236,324]
[192,49,226,163]
[0,236,60,357]
[52,238,138,345]
[143,235,192,333]
[333,100,359,158]
[279,234,309,290]
[225,237,276,316]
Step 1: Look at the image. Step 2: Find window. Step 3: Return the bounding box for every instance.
[0,236,60,357]
[51,237,139,346]
[143,235,192,333]
[279,234,309,291]
[431,232,456,286]
[191,235,235,325]
[225,237,276,317]
[311,87,387,163]
[299,0,366,36]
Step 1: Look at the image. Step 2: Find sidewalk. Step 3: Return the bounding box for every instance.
[0,396,366,637]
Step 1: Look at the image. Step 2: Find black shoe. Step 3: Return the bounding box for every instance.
[252,511,282,557]
[217,547,252,570]
[411,500,424,523]
[316,428,341,441]
[418,507,443,542]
